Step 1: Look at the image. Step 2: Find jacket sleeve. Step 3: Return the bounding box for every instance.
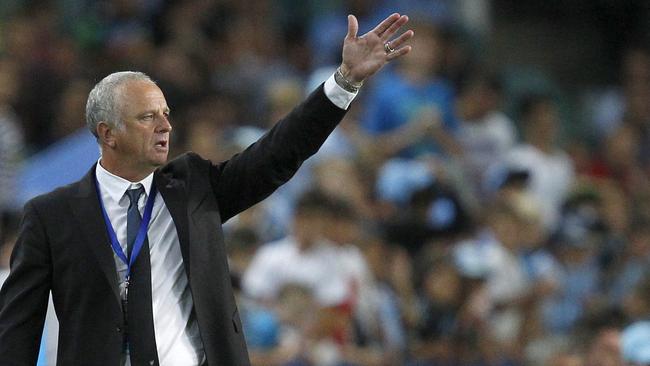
[0,201,52,365]
[209,84,348,222]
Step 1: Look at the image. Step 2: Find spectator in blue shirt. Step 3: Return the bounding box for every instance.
[361,20,458,159]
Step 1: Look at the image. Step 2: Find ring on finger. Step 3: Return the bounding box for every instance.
[384,41,395,54]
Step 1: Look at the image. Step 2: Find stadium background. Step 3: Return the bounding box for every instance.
[1,0,650,365]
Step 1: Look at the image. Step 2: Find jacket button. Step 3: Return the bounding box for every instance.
[116,326,122,333]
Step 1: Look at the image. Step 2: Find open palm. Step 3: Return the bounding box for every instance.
[340,13,414,83]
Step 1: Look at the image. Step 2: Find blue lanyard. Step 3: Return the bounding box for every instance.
[95,178,157,282]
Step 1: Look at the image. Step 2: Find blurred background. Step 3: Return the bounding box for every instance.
[2,0,650,365]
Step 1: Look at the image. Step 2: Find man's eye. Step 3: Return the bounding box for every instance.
[141,114,154,120]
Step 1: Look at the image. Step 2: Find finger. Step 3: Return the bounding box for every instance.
[370,13,400,36]
[346,14,359,39]
[381,15,409,41]
[387,45,412,61]
[387,30,414,49]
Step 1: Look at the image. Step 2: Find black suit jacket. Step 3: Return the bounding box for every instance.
[0,85,347,366]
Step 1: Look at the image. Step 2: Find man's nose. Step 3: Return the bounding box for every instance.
[157,114,172,133]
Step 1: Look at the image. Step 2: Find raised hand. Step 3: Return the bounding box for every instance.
[340,13,414,83]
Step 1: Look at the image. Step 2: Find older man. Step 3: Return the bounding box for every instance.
[0,13,412,366]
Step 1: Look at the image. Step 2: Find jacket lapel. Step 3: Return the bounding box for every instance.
[154,172,191,278]
[69,165,121,304]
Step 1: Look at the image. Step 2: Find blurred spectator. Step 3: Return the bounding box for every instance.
[312,158,372,219]
[450,199,532,363]
[243,190,353,307]
[360,237,408,363]
[455,71,516,191]
[227,227,283,354]
[582,123,650,198]
[621,321,650,366]
[361,20,459,159]
[209,3,298,125]
[541,205,603,336]
[546,353,584,366]
[7,7,81,149]
[480,202,529,350]
[318,194,406,361]
[586,329,624,366]
[0,57,24,214]
[623,274,650,323]
[102,0,158,71]
[182,94,240,162]
[243,189,393,365]
[589,46,650,140]
[382,179,471,258]
[227,227,262,287]
[606,219,650,306]
[52,78,92,140]
[151,46,206,110]
[410,255,493,365]
[375,158,435,207]
[496,93,575,230]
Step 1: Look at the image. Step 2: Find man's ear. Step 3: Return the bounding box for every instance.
[97,121,117,148]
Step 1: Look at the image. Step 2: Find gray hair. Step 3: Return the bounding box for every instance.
[85,71,155,138]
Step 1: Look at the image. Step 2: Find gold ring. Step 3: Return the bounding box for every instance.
[384,42,395,54]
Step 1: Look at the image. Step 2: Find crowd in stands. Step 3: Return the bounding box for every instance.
[1,1,650,365]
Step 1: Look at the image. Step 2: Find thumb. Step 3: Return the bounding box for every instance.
[346,14,358,39]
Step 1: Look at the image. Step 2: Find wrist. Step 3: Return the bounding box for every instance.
[339,64,363,82]
[335,66,363,93]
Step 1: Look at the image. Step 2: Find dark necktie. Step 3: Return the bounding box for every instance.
[125,186,160,365]
[126,187,144,259]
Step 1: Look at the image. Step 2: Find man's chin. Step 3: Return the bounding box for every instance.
[150,155,168,167]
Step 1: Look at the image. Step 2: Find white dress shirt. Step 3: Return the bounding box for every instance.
[94,76,356,365]
[96,163,205,366]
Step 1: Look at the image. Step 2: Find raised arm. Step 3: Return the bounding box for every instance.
[210,13,413,221]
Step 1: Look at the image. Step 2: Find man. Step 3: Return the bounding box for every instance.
[0,13,413,366]
[243,189,351,306]
[497,93,574,231]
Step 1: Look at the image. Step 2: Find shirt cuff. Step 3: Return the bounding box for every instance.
[324,73,358,110]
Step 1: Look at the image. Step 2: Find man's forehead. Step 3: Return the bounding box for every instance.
[119,79,162,96]
[118,80,168,108]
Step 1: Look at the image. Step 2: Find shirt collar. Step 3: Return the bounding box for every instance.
[95,159,154,204]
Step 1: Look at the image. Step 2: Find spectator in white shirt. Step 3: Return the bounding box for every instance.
[496,93,575,231]
[456,71,517,191]
[243,190,350,307]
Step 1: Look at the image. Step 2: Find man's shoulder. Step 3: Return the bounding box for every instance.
[157,152,212,179]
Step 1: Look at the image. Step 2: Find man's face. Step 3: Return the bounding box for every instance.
[112,80,171,170]
[526,101,558,143]
[292,210,324,249]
